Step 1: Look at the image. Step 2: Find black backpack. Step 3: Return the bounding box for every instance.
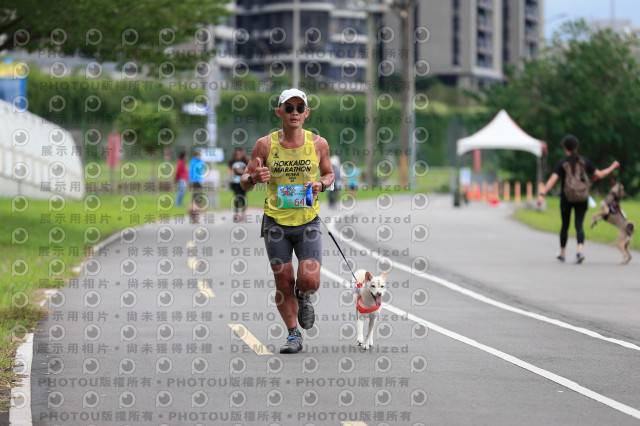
[562,159,590,202]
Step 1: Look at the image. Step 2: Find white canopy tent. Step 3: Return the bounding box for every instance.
[455,109,546,205]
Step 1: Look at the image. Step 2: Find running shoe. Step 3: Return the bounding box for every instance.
[576,252,585,264]
[295,286,315,330]
[279,329,303,354]
[556,254,565,262]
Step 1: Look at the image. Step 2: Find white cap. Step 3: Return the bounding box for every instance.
[278,88,308,106]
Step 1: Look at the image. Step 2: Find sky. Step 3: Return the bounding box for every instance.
[544,0,640,38]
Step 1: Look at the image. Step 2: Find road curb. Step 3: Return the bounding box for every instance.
[7,220,161,425]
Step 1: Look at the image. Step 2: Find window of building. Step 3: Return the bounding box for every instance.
[453,39,460,66]
[477,53,492,68]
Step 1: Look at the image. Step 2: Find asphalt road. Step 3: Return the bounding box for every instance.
[24,194,640,425]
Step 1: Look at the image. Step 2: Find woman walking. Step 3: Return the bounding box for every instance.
[537,135,619,263]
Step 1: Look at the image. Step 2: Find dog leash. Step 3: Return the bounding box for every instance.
[590,163,620,185]
[305,185,361,292]
[316,214,361,293]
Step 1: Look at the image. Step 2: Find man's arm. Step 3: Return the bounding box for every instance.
[307,136,334,196]
[241,137,270,191]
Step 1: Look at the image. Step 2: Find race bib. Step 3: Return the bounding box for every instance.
[278,185,308,208]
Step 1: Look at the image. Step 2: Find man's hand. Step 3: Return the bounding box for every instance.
[306,181,322,196]
[251,157,270,184]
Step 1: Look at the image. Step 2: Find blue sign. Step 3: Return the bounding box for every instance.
[0,58,27,110]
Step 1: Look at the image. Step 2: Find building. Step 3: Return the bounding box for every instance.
[232,0,371,90]
[381,0,543,91]
[503,0,544,65]
[229,0,543,92]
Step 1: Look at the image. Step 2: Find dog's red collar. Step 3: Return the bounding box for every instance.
[357,295,381,314]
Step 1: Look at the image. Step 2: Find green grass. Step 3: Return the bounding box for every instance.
[513,196,640,251]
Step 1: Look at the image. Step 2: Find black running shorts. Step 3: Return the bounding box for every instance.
[262,215,323,265]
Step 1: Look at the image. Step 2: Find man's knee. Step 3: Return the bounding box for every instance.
[297,261,321,293]
[272,264,295,285]
[297,275,320,294]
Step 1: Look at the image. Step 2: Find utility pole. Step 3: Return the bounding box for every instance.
[392,0,417,190]
[611,0,615,29]
[292,0,301,87]
[206,25,219,150]
[205,25,220,207]
[365,1,390,188]
[365,1,376,188]
[407,5,416,191]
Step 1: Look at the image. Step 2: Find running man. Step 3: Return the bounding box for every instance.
[241,89,334,354]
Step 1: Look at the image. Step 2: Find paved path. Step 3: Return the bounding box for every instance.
[24,194,640,425]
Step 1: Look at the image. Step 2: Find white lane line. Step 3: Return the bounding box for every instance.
[321,267,640,420]
[10,333,33,426]
[324,219,640,352]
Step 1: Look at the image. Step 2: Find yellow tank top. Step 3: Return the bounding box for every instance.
[264,130,320,226]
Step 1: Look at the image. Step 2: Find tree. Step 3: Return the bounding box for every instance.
[484,20,640,195]
[0,0,229,72]
[116,102,178,183]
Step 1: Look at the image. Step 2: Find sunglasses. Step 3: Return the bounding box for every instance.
[283,105,306,114]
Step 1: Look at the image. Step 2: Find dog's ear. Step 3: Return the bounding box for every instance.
[381,270,389,280]
[365,271,373,282]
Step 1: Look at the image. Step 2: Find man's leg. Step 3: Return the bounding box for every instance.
[263,220,304,353]
[271,262,297,329]
[296,260,321,295]
[272,262,304,354]
[292,217,323,330]
[294,260,321,329]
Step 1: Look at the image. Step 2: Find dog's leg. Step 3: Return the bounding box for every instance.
[591,202,609,228]
[356,314,365,346]
[617,229,629,265]
[363,314,377,350]
[624,239,632,264]
[621,233,632,265]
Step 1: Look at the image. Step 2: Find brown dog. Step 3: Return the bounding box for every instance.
[590,182,636,264]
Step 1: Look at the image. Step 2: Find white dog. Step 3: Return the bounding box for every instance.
[353,269,387,350]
